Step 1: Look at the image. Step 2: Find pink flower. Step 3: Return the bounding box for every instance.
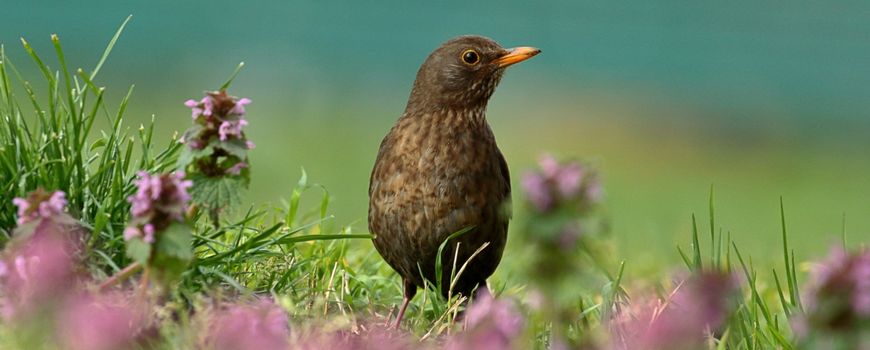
[613,272,740,350]
[58,293,149,350]
[521,173,552,212]
[12,189,68,224]
[521,153,601,214]
[124,172,192,243]
[218,119,248,141]
[202,96,214,117]
[447,294,524,350]
[142,224,155,243]
[1,234,79,320]
[123,227,140,241]
[12,197,30,224]
[553,163,583,198]
[538,154,560,179]
[184,99,202,119]
[296,320,414,350]
[799,246,870,335]
[230,97,252,115]
[206,300,289,350]
[246,140,256,150]
[225,162,248,176]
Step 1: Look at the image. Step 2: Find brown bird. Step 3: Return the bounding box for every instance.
[368,35,540,327]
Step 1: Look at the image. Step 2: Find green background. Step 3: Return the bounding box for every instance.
[2,1,869,276]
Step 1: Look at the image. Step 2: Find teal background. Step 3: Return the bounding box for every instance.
[2,1,869,275]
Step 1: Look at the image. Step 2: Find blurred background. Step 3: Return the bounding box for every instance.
[2,1,869,277]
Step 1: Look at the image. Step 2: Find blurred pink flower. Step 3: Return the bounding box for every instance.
[203,95,215,116]
[13,189,68,224]
[230,97,252,115]
[123,227,139,241]
[124,172,192,242]
[613,271,740,350]
[218,119,248,141]
[58,293,148,350]
[207,299,290,350]
[799,246,870,336]
[521,172,552,212]
[447,294,524,350]
[521,153,601,214]
[295,321,415,350]
[1,233,79,320]
[184,99,201,119]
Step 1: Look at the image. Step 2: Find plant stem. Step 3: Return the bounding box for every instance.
[98,262,142,291]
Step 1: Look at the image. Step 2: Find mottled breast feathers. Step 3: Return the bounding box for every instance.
[368,108,511,297]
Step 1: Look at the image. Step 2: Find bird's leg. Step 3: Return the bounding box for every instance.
[392,279,417,329]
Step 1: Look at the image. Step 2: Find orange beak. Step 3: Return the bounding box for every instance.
[493,46,541,68]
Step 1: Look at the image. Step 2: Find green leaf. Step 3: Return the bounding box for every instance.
[126,238,152,265]
[189,175,244,211]
[219,138,248,159]
[156,223,193,261]
[150,223,193,287]
[176,143,213,169]
[220,62,245,90]
[286,168,308,227]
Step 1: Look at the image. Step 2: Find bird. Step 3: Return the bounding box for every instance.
[368,35,540,328]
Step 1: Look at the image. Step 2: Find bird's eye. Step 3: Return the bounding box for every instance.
[461,49,480,65]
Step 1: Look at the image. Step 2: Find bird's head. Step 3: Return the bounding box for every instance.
[406,35,540,113]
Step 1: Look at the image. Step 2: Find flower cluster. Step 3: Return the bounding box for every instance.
[58,292,150,350]
[517,154,607,346]
[12,188,68,225]
[180,90,254,177]
[613,271,741,350]
[123,172,192,243]
[447,294,525,349]
[522,154,602,213]
[206,299,290,350]
[796,246,870,338]
[0,232,79,320]
[520,154,603,251]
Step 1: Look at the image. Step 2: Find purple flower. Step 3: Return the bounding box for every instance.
[12,189,68,224]
[230,97,252,115]
[180,91,254,177]
[538,153,560,179]
[58,293,149,350]
[202,96,214,117]
[521,153,601,214]
[218,119,248,141]
[447,294,524,350]
[553,163,583,198]
[521,173,552,212]
[123,227,140,241]
[613,271,740,350]
[1,233,79,320]
[184,99,202,119]
[799,246,870,335]
[142,224,155,244]
[206,299,289,350]
[296,321,414,350]
[124,172,192,243]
